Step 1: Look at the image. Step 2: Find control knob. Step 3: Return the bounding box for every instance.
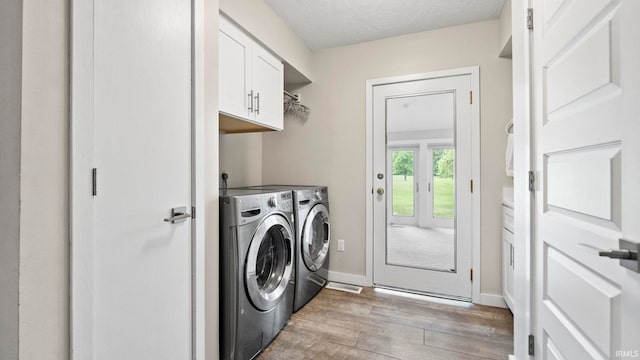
[268,196,278,208]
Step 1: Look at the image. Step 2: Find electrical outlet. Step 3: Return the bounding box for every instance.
[337,239,345,252]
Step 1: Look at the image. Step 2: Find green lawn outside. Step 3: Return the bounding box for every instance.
[392,175,415,216]
[433,177,455,218]
[392,175,454,218]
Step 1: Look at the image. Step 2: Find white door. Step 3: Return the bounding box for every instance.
[372,73,474,299]
[73,0,193,358]
[387,147,419,226]
[533,0,640,357]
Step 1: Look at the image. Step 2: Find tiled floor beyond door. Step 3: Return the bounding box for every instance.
[259,287,513,360]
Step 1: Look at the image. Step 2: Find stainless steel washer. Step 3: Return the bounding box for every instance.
[236,185,330,312]
[219,189,295,360]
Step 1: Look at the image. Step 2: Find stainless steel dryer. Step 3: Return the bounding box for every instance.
[237,185,330,312]
[219,189,295,360]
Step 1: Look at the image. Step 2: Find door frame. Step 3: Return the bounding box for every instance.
[365,66,481,303]
[70,1,208,359]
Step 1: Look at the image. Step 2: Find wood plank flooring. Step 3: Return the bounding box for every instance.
[258,287,513,360]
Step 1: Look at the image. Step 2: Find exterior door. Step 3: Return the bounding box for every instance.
[72,0,193,358]
[533,0,640,357]
[372,73,473,299]
[387,147,419,226]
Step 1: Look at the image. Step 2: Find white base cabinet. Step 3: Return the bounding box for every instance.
[219,16,284,131]
[502,204,515,311]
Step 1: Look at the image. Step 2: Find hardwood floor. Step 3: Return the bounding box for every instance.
[258,287,513,360]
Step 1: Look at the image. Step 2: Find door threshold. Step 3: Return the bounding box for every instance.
[373,286,472,307]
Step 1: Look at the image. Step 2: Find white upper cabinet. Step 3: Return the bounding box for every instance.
[219,16,284,131]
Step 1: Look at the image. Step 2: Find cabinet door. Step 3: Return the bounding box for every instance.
[502,228,514,310]
[219,17,252,120]
[252,45,284,130]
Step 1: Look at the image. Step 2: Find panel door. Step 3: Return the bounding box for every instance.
[503,228,514,311]
[252,44,284,130]
[93,0,193,358]
[219,16,252,120]
[533,0,640,357]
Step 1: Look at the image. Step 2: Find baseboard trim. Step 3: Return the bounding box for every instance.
[327,271,370,287]
[477,292,507,308]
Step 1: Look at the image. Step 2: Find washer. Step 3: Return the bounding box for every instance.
[237,185,330,312]
[219,189,295,360]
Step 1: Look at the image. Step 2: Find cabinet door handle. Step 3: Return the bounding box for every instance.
[255,92,260,115]
[510,244,514,267]
[248,90,254,113]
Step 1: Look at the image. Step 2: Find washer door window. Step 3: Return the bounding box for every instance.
[301,204,330,272]
[245,214,294,311]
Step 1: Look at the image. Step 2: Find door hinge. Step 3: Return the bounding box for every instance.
[528,334,535,356]
[92,168,97,196]
[528,171,535,192]
[527,8,534,30]
[470,269,473,282]
[470,179,474,193]
[469,91,473,104]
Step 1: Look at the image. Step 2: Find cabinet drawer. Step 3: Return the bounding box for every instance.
[502,205,514,233]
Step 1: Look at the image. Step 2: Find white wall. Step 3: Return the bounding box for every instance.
[219,133,263,187]
[0,1,22,359]
[263,20,513,297]
[19,0,69,358]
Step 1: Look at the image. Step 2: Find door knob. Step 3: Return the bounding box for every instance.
[376,187,385,195]
[598,239,640,272]
[164,206,192,224]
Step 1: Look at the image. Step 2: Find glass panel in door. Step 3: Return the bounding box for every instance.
[384,91,456,273]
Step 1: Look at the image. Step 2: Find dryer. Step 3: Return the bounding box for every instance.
[219,189,295,360]
[237,185,330,312]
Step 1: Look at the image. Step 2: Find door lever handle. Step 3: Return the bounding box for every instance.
[164,206,192,224]
[598,239,640,272]
[598,249,637,260]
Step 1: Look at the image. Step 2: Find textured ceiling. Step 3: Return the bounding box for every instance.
[265,0,507,51]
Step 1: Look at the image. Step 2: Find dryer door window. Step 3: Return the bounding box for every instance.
[245,214,294,311]
[301,204,330,272]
